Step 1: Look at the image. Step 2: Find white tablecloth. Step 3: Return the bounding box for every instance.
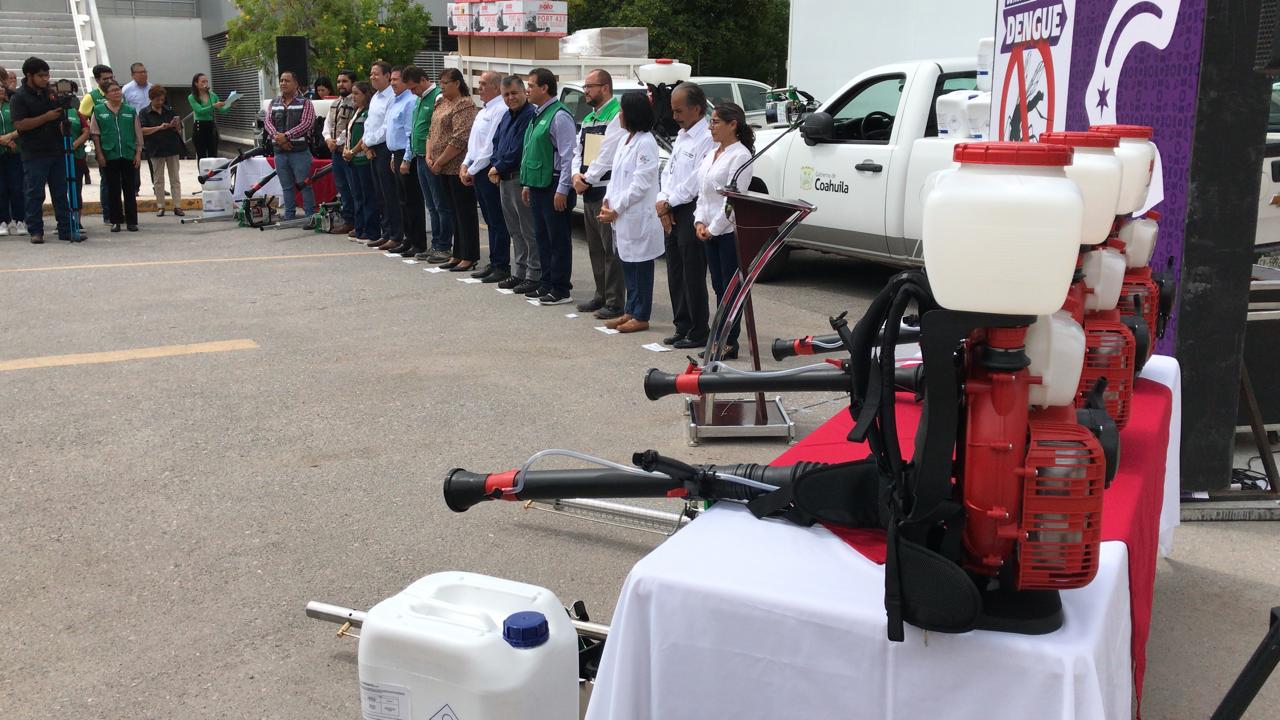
[230,156,283,201]
[585,357,1181,720]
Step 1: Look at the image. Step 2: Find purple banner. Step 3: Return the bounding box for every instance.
[1064,0,1207,354]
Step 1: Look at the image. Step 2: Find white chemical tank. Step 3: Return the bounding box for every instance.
[935,90,975,138]
[922,141,1084,315]
[976,37,995,92]
[200,188,234,216]
[637,59,691,86]
[1090,124,1156,215]
[358,572,578,720]
[1025,311,1086,407]
[964,92,991,139]
[1081,246,1127,311]
[1119,211,1159,268]
[1039,131,1123,245]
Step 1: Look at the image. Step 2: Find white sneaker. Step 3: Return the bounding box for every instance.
[15,221,27,235]
[0,223,8,236]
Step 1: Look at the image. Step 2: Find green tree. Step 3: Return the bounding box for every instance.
[223,0,432,81]
[567,0,789,85]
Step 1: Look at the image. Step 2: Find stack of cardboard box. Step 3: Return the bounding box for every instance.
[449,1,567,60]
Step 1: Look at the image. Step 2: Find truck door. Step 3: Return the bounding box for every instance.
[784,73,906,257]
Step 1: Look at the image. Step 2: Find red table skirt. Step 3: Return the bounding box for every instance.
[771,379,1174,706]
[265,156,337,206]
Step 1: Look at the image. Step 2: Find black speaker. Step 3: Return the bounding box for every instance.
[276,36,310,87]
[1258,0,1280,74]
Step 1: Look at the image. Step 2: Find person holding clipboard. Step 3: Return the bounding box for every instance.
[570,69,626,320]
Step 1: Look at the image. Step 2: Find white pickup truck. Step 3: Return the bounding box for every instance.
[748,58,980,277]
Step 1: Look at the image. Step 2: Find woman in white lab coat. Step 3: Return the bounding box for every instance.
[694,103,755,358]
[598,92,664,334]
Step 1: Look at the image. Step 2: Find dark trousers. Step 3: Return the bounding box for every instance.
[371,143,400,241]
[330,152,356,225]
[103,157,138,226]
[622,259,655,322]
[349,161,379,239]
[22,153,70,237]
[393,149,426,252]
[530,186,575,296]
[705,231,742,347]
[664,202,710,340]
[583,196,625,308]
[0,153,24,224]
[193,121,219,159]
[416,157,451,251]
[443,173,480,262]
[473,171,509,270]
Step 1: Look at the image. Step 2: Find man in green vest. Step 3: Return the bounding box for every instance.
[404,65,449,262]
[519,67,577,306]
[570,69,626,319]
[78,64,113,224]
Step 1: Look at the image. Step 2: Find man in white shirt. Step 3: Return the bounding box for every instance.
[119,63,152,112]
[360,61,396,248]
[460,71,511,283]
[120,62,153,194]
[656,83,716,348]
[570,69,627,320]
[382,66,420,256]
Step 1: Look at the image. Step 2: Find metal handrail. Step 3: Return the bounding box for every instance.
[68,0,111,90]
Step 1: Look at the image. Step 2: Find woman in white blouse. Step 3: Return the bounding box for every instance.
[597,93,664,334]
[694,103,755,358]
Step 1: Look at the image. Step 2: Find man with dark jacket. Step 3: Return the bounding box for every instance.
[9,56,73,243]
[488,75,538,294]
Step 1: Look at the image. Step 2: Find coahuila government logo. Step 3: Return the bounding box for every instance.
[800,165,849,194]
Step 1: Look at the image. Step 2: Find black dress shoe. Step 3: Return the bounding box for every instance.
[594,305,624,320]
[398,248,419,258]
[439,260,460,270]
[386,244,409,254]
[126,224,138,231]
[482,268,510,284]
[673,336,705,349]
[110,224,121,233]
[576,297,604,313]
[449,262,475,272]
[497,275,524,290]
[662,334,686,346]
[470,264,494,279]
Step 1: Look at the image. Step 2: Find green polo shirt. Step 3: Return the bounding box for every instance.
[409,86,440,157]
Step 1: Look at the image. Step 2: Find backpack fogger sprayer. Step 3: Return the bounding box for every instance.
[445,136,1163,640]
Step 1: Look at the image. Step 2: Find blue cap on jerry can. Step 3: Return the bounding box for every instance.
[503,611,550,649]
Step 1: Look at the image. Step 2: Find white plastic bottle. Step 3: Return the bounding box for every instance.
[976,38,995,92]
[964,92,991,139]
[1119,211,1159,268]
[1039,131,1123,245]
[637,59,691,86]
[1081,246,1127,311]
[1090,124,1156,214]
[1025,311,1086,408]
[358,572,578,720]
[922,142,1084,315]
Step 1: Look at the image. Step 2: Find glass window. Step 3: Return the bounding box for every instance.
[1269,82,1279,134]
[701,82,735,108]
[561,88,591,124]
[827,74,905,142]
[738,83,767,112]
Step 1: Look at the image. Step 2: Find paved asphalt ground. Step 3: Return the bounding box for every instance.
[1,217,1277,719]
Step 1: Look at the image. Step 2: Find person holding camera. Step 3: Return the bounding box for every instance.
[89,80,143,233]
[8,56,75,243]
[140,86,184,217]
[263,70,318,223]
